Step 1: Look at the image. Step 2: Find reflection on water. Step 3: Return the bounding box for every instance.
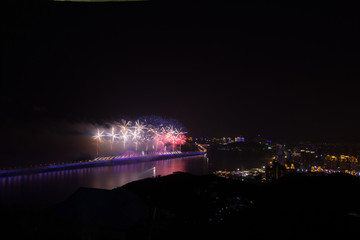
[0,151,270,207]
[0,155,208,206]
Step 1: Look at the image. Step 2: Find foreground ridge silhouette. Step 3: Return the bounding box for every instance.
[1,172,359,240]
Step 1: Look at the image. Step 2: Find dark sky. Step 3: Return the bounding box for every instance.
[2,1,360,163]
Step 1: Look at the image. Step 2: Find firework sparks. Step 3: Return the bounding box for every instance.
[107,127,118,153]
[119,119,132,148]
[108,127,118,142]
[93,128,105,141]
[93,128,105,156]
[92,117,186,156]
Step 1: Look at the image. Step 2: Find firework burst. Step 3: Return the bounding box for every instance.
[92,117,186,156]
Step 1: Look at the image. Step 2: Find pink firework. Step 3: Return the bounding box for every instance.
[176,134,187,145]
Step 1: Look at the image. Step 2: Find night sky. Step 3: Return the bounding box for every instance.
[2,1,360,165]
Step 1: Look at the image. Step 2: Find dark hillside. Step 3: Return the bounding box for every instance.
[1,172,359,240]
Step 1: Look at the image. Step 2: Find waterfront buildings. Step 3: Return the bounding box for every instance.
[265,160,287,181]
[324,155,359,172]
[193,135,360,176]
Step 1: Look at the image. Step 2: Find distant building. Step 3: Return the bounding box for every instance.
[276,144,284,165]
[285,163,297,174]
[266,160,287,181]
[235,136,245,142]
[289,147,321,171]
[324,155,359,171]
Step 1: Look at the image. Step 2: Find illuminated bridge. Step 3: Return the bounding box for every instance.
[0,149,207,177]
